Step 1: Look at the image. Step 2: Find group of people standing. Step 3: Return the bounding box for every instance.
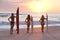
[8,13,47,34]
[25,14,47,33]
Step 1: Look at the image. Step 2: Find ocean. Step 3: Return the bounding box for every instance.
[0,13,60,29]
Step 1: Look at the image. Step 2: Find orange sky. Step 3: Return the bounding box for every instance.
[0,0,60,13]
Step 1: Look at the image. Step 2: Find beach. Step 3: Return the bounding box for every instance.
[0,26,60,40]
[0,0,60,40]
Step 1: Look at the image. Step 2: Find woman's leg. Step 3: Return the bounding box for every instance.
[10,22,14,34]
[41,25,44,32]
[27,24,30,33]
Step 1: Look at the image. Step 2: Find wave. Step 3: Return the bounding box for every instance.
[0,13,27,17]
[0,20,60,25]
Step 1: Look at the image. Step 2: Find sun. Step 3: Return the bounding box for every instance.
[32,3,42,12]
[28,1,43,12]
[26,0,52,12]
[35,4,42,9]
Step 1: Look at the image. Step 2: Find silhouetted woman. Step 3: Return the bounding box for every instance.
[8,13,15,34]
[25,15,31,33]
[39,15,45,32]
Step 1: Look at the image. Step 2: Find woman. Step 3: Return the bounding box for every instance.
[39,15,45,32]
[8,13,15,34]
[25,15,31,33]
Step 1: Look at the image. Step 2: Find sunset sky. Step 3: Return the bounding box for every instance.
[0,0,60,13]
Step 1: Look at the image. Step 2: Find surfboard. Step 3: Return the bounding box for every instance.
[16,7,19,34]
[46,13,48,32]
[31,16,33,33]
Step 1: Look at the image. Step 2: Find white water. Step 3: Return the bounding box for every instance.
[0,13,60,29]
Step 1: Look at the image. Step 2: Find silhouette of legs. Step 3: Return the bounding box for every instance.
[10,22,14,34]
[27,24,30,33]
[10,25,13,34]
[41,25,44,32]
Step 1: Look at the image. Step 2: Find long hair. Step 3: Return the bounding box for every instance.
[41,15,44,20]
[27,15,30,20]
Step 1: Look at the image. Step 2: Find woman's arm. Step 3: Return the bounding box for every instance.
[8,17,11,22]
[39,20,40,22]
[39,18,41,22]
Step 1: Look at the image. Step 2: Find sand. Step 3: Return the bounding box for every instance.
[0,26,60,40]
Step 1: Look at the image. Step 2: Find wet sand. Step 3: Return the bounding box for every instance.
[0,26,60,40]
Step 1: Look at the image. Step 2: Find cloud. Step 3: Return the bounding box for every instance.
[0,0,60,13]
[0,0,30,12]
[8,0,33,3]
[0,0,18,12]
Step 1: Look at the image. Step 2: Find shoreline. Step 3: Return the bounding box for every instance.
[0,26,60,40]
[0,26,60,31]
